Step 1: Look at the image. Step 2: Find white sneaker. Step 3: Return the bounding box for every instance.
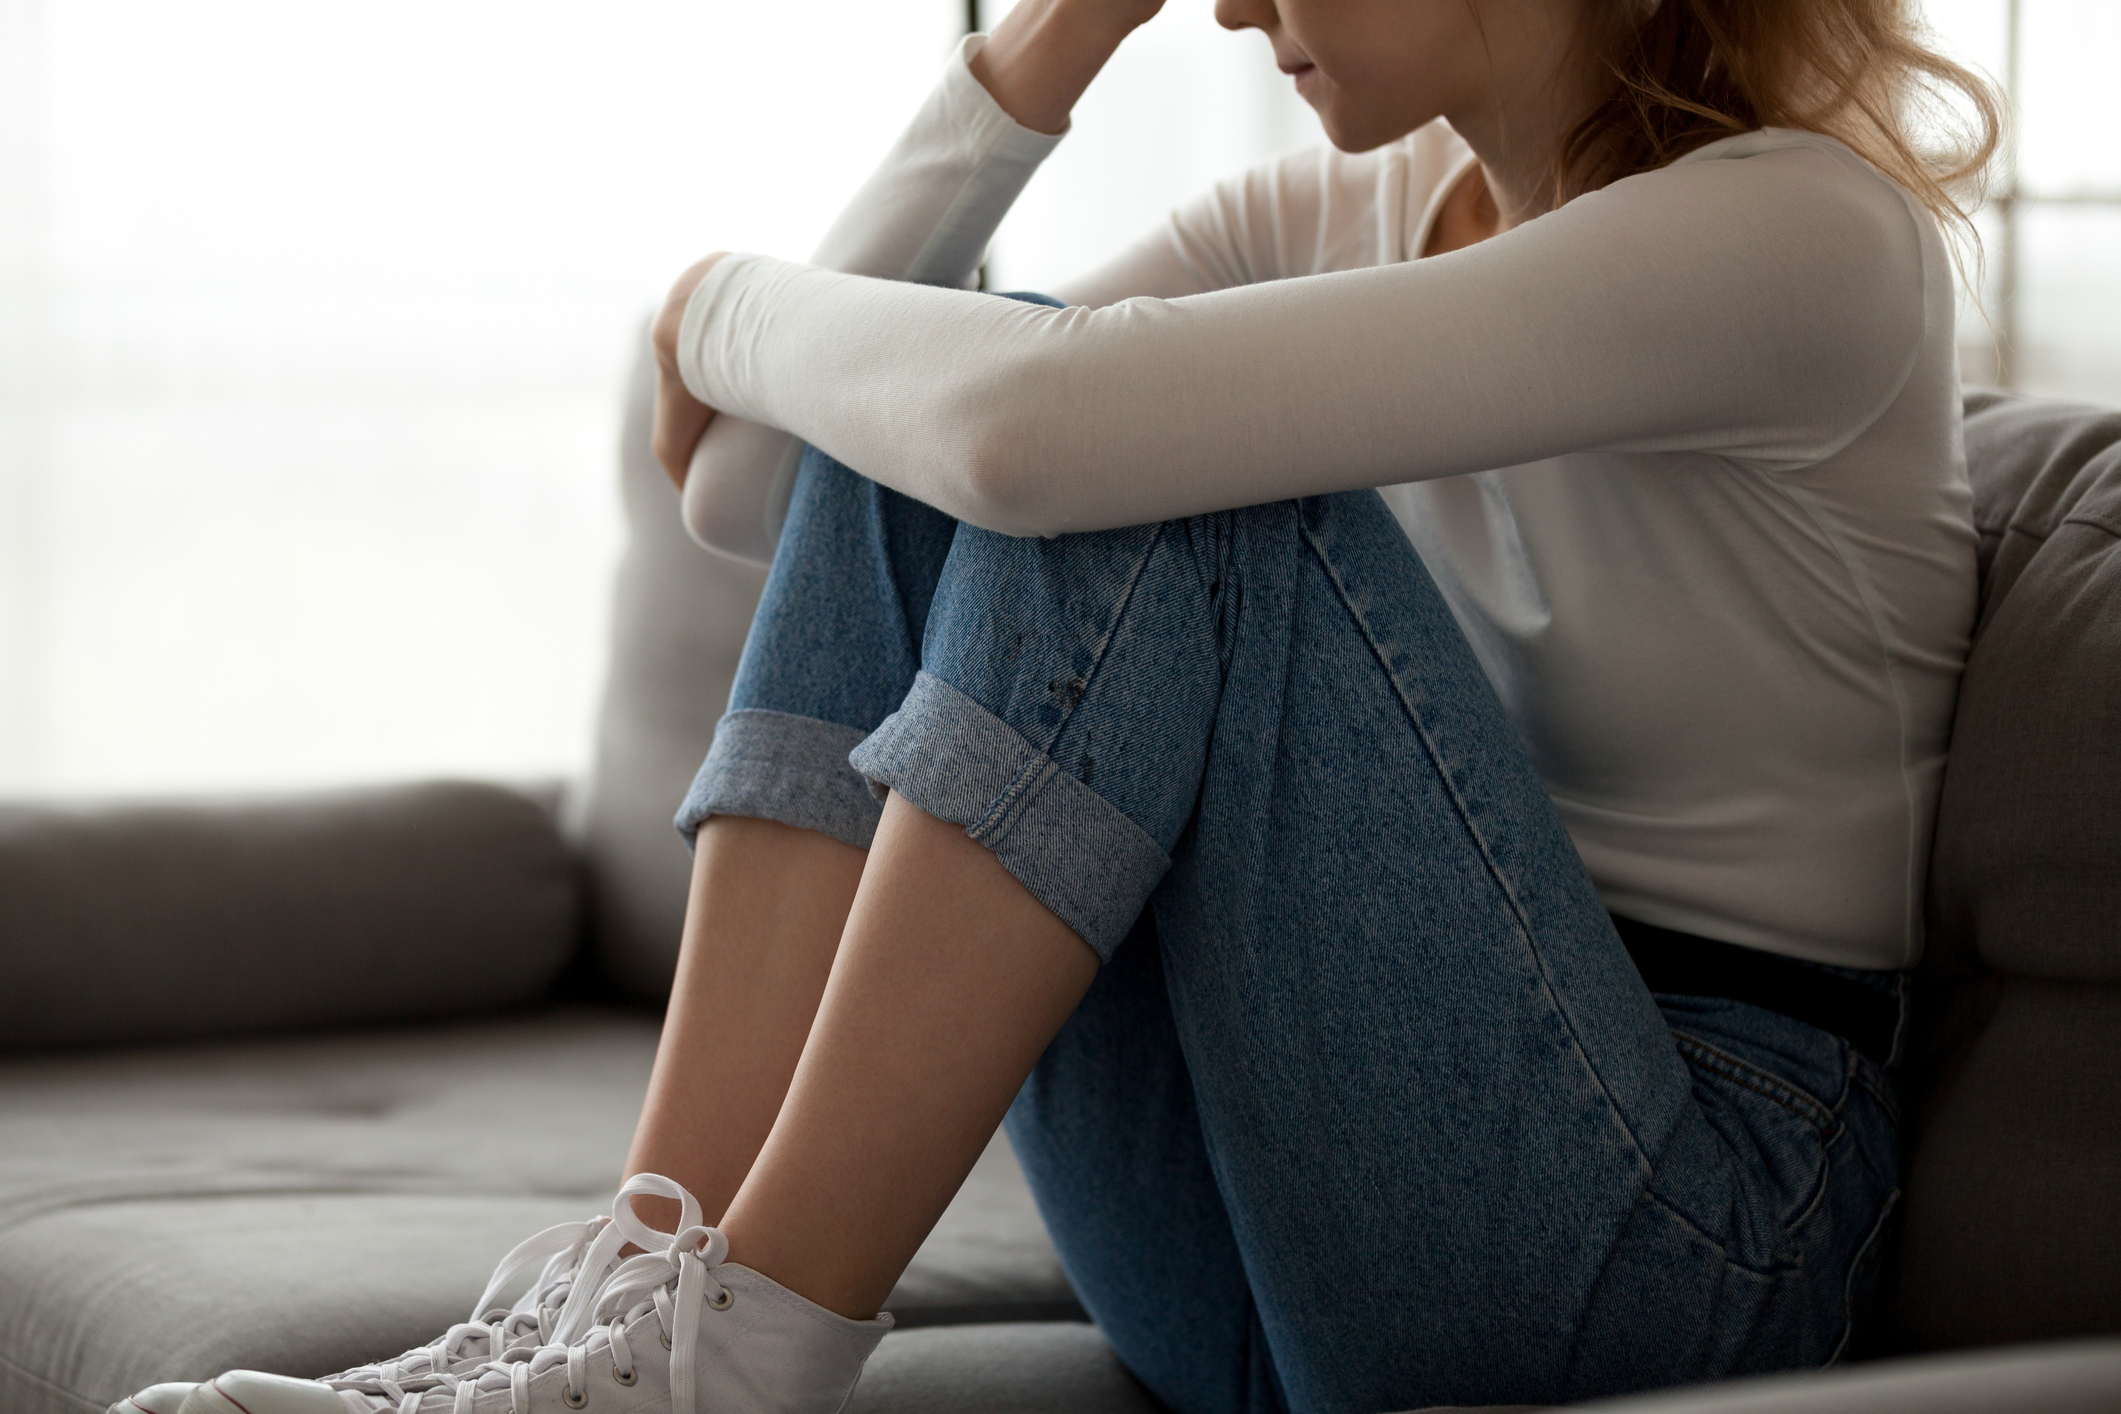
[119,1174,892,1414]
[108,1207,635,1414]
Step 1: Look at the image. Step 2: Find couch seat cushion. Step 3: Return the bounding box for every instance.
[0,1007,1076,1414]
[850,1326,2121,1413]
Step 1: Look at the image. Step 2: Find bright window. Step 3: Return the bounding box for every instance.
[0,0,962,795]
[0,1,2112,798]
[1943,0,2121,403]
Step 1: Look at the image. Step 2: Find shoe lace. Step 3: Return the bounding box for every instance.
[320,1212,628,1399]
[341,1175,731,1414]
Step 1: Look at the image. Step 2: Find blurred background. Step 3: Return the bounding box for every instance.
[0,0,2112,800]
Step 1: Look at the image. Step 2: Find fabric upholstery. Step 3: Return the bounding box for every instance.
[1885,983,2121,1347]
[570,336,767,999]
[1566,1340,2121,1413]
[1929,391,2121,982]
[1877,392,2121,1351]
[848,1326,2121,1414]
[0,781,577,1050]
[0,1010,1078,1414]
[850,1324,1164,1414]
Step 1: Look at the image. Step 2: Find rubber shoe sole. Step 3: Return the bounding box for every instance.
[171,1372,347,1414]
[109,1384,196,1414]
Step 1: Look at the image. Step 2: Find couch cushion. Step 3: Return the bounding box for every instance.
[571,337,767,999]
[1882,979,2121,1350]
[850,1327,2121,1414]
[1568,1340,2121,1413]
[0,1008,1077,1414]
[850,1324,1164,1414]
[1878,393,2121,1353]
[0,781,579,1050]
[1930,391,2121,982]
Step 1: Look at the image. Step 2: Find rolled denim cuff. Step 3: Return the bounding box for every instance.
[849,671,1168,961]
[675,709,882,850]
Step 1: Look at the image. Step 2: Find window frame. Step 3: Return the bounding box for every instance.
[1986,0,2121,389]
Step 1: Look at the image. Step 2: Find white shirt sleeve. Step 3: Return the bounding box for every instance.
[1055,141,1418,307]
[680,34,1063,561]
[678,130,1930,539]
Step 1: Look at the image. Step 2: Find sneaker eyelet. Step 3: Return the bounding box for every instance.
[563,1385,589,1410]
[707,1286,734,1311]
[612,1367,639,1387]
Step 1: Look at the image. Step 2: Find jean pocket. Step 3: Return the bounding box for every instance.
[1661,998,1858,1257]
[1672,1028,1841,1138]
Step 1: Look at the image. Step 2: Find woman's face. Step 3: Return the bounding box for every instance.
[1212,0,1581,153]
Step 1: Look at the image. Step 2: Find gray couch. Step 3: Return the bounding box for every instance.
[3,360,2117,1414]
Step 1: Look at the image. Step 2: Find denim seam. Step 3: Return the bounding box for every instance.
[1669,1031,1841,1139]
[967,755,1065,844]
[1562,1172,1791,1387]
[1298,507,1660,1178]
[1643,1183,1806,1280]
[1025,522,1169,763]
[1837,1058,1904,1195]
[1828,1184,1901,1365]
[1849,1055,1902,1128]
[1787,1135,1838,1235]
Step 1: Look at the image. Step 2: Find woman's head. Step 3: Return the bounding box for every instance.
[1215,0,2001,227]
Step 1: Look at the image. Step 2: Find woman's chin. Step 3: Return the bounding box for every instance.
[1319,108,1425,156]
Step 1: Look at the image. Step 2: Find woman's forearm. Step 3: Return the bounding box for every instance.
[970,0,1162,135]
[676,16,1103,560]
[677,147,1928,539]
[674,0,1162,559]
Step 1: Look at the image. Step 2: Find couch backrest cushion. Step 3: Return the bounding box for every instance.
[1880,391,2121,1352]
[570,337,766,999]
[1929,391,2121,982]
[0,781,578,1050]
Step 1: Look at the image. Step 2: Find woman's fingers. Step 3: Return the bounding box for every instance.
[651,253,732,490]
[651,365,715,491]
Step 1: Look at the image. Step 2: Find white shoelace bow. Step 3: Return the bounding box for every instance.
[338,1175,731,1414]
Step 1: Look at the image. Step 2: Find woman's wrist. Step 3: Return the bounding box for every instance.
[970,0,1161,136]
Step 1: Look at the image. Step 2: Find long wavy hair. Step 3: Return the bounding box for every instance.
[1558,0,2004,229]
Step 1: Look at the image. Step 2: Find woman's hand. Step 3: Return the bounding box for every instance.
[972,0,1166,135]
[651,252,730,491]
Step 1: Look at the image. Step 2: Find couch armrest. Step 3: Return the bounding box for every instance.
[0,781,580,1051]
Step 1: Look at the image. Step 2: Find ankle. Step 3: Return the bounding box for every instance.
[718,1221,889,1322]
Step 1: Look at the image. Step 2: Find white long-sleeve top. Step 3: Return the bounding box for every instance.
[675,36,1975,970]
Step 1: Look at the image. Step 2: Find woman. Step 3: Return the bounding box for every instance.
[119,1,2000,1412]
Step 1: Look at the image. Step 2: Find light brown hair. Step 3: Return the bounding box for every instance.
[1559,0,2004,229]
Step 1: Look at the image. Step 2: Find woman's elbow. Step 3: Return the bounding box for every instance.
[936,409,1075,539]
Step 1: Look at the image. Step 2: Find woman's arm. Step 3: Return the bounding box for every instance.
[675,134,1933,538]
[674,0,1164,561]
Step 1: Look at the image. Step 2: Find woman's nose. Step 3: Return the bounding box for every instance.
[1214,0,1277,34]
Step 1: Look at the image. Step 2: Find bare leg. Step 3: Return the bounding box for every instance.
[716,790,1098,1319]
[622,814,866,1229]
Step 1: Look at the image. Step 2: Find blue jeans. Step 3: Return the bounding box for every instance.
[676,298,1902,1414]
